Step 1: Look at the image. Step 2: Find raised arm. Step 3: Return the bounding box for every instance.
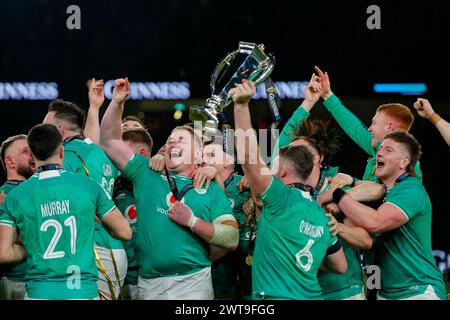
[99,78,134,171]
[232,80,272,197]
[84,78,105,145]
[271,73,321,162]
[315,66,374,155]
[414,98,450,147]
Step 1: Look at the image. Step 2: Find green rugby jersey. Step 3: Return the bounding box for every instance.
[63,137,122,250]
[318,237,364,300]
[113,176,138,285]
[252,177,339,300]
[270,104,363,299]
[323,94,422,182]
[122,155,233,279]
[377,176,445,300]
[0,181,28,283]
[225,174,251,242]
[212,173,251,299]
[0,169,116,299]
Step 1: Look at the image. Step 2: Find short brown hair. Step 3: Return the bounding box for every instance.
[122,128,153,151]
[48,99,86,131]
[0,134,28,171]
[384,131,422,177]
[279,145,314,180]
[28,124,63,161]
[377,103,414,131]
[122,115,144,127]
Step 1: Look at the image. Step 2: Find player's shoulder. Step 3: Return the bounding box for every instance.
[393,176,425,193]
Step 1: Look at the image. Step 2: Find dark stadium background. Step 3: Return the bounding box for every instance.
[1,0,449,268]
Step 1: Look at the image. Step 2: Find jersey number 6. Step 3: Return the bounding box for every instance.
[295,239,315,272]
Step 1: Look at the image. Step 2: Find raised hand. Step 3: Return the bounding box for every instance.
[314,66,333,100]
[88,78,105,108]
[191,166,217,190]
[112,77,130,104]
[413,98,435,119]
[229,79,256,106]
[236,175,250,192]
[302,73,322,111]
[149,154,166,172]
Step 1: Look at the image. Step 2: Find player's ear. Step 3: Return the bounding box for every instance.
[4,155,15,169]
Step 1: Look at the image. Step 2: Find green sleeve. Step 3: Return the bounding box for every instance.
[259,177,291,215]
[271,106,310,163]
[209,184,234,222]
[323,94,374,156]
[0,195,17,228]
[94,181,117,219]
[122,154,151,190]
[385,179,426,220]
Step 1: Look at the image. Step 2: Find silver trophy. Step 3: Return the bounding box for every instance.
[189,41,275,134]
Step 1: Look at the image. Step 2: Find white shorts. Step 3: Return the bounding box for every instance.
[94,245,128,300]
[124,283,138,300]
[377,285,441,300]
[137,266,214,300]
[0,276,25,300]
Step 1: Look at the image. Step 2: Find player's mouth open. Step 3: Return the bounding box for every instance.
[377,160,385,168]
[169,147,182,159]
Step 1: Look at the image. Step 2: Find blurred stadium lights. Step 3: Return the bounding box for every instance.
[373,83,427,96]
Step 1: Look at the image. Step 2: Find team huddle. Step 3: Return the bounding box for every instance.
[0,66,449,300]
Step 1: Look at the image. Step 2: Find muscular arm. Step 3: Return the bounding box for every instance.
[338,195,408,234]
[84,78,105,145]
[169,202,239,251]
[346,181,385,203]
[101,208,132,241]
[321,247,347,274]
[233,81,272,197]
[84,106,101,145]
[99,78,134,171]
[0,226,26,264]
[337,218,373,250]
[414,98,450,146]
[434,117,450,146]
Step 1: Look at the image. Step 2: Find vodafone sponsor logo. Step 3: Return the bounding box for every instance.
[156,193,185,215]
[125,205,137,224]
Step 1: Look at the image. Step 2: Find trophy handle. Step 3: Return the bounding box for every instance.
[210,51,237,93]
[250,53,276,86]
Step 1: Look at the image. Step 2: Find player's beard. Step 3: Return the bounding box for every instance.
[17,163,34,179]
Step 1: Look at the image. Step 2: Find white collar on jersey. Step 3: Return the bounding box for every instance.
[38,170,61,180]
